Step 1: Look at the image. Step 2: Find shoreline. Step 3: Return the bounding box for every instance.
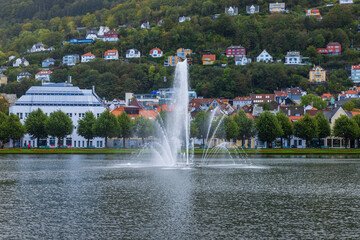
[1,148,360,155]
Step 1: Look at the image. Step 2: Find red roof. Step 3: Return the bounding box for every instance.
[202,55,216,61]
[234,96,251,101]
[274,91,287,97]
[288,116,304,123]
[36,70,52,75]
[104,49,118,56]
[189,98,212,108]
[150,48,163,54]
[327,42,341,46]
[104,30,118,37]
[346,90,358,95]
[82,52,95,57]
[352,65,360,70]
[321,93,334,99]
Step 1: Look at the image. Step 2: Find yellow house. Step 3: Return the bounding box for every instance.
[176,48,192,59]
[269,2,286,13]
[0,74,7,86]
[202,55,216,65]
[309,66,326,83]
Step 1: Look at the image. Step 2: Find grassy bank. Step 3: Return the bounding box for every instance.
[2,148,360,155]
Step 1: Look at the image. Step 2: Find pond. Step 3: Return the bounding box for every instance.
[0,154,359,239]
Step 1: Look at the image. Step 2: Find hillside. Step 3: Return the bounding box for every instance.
[0,0,360,100]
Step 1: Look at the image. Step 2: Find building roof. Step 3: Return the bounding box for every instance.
[345,90,358,95]
[202,55,216,61]
[286,51,301,57]
[310,65,324,71]
[43,58,55,62]
[104,30,118,36]
[274,91,287,97]
[82,52,95,57]
[126,49,140,54]
[36,70,52,76]
[234,96,252,101]
[327,42,341,46]
[321,93,334,99]
[104,50,118,56]
[18,72,31,77]
[227,45,244,49]
[150,48,162,54]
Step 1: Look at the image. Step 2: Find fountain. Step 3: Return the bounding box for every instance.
[141,60,249,167]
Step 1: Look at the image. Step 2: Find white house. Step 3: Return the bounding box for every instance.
[104,50,119,60]
[63,54,80,66]
[17,72,32,82]
[225,6,239,16]
[235,55,251,65]
[339,0,353,4]
[81,53,96,63]
[8,55,15,61]
[233,96,252,108]
[141,21,150,29]
[126,49,141,58]
[9,83,106,148]
[27,42,54,53]
[256,50,273,63]
[149,48,163,58]
[13,58,29,67]
[285,51,302,65]
[179,16,191,23]
[246,5,259,14]
[86,33,98,40]
[35,70,52,84]
[97,26,110,37]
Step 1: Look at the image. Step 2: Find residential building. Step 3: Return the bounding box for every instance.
[179,16,191,23]
[149,48,163,58]
[165,56,181,67]
[321,93,335,102]
[269,2,286,14]
[126,49,141,58]
[141,21,150,29]
[17,72,32,82]
[235,56,251,65]
[285,51,302,65]
[317,42,341,55]
[309,66,326,83]
[351,64,360,83]
[246,5,259,14]
[233,97,252,108]
[13,58,29,67]
[104,50,119,60]
[27,42,53,53]
[8,56,15,61]
[97,26,110,37]
[256,50,273,63]
[339,0,353,4]
[9,83,106,148]
[86,33,98,40]
[306,9,322,19]
[81,52,96,62]
[225,6,238,16]
[102,30,119,42]
[63,54,80,66]
[345,89,359,98]
[202,55,216,65]
[177,48,192,59]
[0,74,7,86]
[274,91,287,103]
[252,94,274,104]
[226,45,246,57]
[69,39,94,45]
[42,58,55,68]
[35,70,52,84]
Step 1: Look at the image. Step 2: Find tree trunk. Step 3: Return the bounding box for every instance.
[105,137,108,148]
[242,137,245,147]
[281,137,283,148]
[123,137,126,148]
[202,137,205,147]
[37,138,40,148]
[87,139,90,148]
[344,138,348,149]
[319,138,322,148]
[142,137,145,145]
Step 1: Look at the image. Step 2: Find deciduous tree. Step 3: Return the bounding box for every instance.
[45,110,73,147]
[77,111,96,147]
[24,109,48,147]
[256,111,283,148]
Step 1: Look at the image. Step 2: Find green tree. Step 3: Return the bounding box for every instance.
[0,96,10,114]
[2,114,26,148]
[293,114,318,148]
[117,112,133,147]
[342,101,355,111]
[93,111,120,147]
[77,111,96,147]
[45,110,74,147]
[234,111,255,147]
[225,117,239,142]
[300,94,327,110]
[276,111,293,148]
[314,113,331,147]
[194,111,210,146]
[352,114,360,148]
[0,112,8,147]
[333,115,360,149]
[133,116,154,144]
[24,109,48,148]
[256,111,283,148]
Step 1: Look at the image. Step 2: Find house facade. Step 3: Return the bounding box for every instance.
[17,72,32,82]
[246,5,259,14]
[317,42,341,55]
[226,45,246,57]
[235,56,251,65]
[42,58,55,68]
[9,83,106,148]
[233,97,252,107]
[126,49,141,58]
[97,26,110,37]
[104,50,119,60]
[339,0,353,4]
[0,74,7,86]
[13,58,29,67]
[256,50,273,63]
[102,30,119,42]
[177,48,192,59]
[165,56,181,67]
[27,42,46,53]
[309,66,326,83]
[285,51,302,65]
[202,55,216,65]
[141,21,150,29]
[86,33,98,40]
[35,70,52,84]
[81,53,96,62]
[252,94,275,104]
[269,2,286,14]
[149,48,163,58]
[63,54,80,66]
[225,6,238,16]
[351,65,360,83]
[306,9,322,19]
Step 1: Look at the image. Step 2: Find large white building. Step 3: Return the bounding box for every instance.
[256,50,273,63]
[9,83,106,148]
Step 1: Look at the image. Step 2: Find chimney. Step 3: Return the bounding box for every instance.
[69,75,72,84]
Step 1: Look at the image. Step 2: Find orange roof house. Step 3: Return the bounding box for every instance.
[202,54,216,65]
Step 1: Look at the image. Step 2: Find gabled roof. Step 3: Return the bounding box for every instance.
[274,91,287,97]
[227,45,244,49]
[82,52,95,57]
[345,90,358,95]
[310,65,324,71]
[130,98,145,109]
[150,48,162,54]
[36,70,52,75]
[202,55,216,61]
[234,96,251,101]
[104,50,118,56]
[43,58,55,62]
[126,49,140,54]
[327,42,341,46]
[321,93,334,99]
[104,30,118,36]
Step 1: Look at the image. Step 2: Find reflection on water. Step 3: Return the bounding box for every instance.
[0,154,359,239]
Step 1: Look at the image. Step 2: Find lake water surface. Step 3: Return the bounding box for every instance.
[0,154,359,239]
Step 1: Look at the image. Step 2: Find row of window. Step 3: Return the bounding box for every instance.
[15,103,102,106]
[26,93,84,96]
[17,112,100,119]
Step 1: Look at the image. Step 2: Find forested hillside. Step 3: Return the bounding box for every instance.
[0,0,360,100]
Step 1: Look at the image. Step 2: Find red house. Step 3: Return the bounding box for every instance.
[317,42,341,55]
[226,45,246,57]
